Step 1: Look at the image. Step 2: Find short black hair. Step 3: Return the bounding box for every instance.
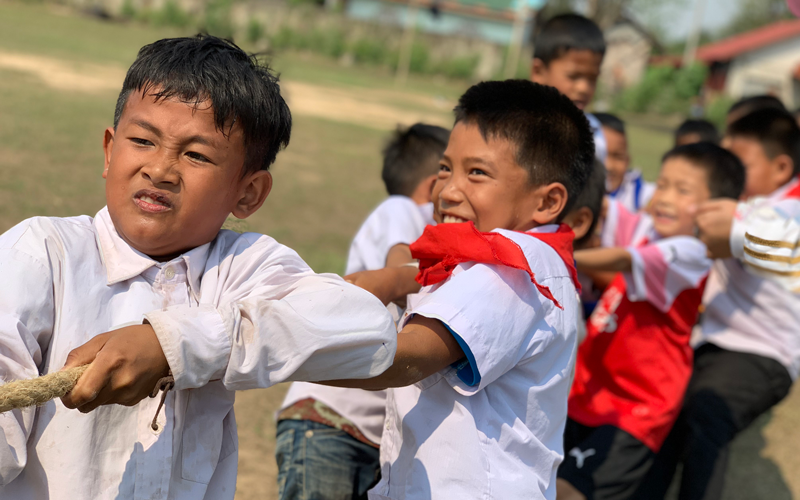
[727,108,800,176]
[533,14,606,66]
[594,112,625,135]
[453,79,594,217]
[382,123,450,197]
[662,142,745,199]
[570,158,606,248]
[727,95,786,124]
[675,119,719,145]
[114,34,291,175]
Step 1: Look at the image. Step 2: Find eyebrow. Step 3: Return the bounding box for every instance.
[463,157,494,167]
[130,119,215,147]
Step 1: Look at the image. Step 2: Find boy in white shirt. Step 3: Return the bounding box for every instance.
[639,107,800,500]
[0,35,396,500]
[329,79,594,499]
[531,14,608,164]
[276,123,448,500]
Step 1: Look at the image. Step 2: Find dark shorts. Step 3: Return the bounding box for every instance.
[558,419,655,500]
[276,420,381,500]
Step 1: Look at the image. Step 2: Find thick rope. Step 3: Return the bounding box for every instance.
[0,365,89,413]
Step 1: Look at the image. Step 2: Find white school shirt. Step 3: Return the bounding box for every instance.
[282,196,434,445]
[697,178,800,379]
[607,169,656,213]
[586,112,608,163]
[0,207,396,500]
[370,226,579,500]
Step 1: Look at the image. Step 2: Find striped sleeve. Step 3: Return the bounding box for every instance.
[732,198,800,292]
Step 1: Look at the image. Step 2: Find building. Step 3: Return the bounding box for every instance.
[697,19,800,109]
[599,15,659,94]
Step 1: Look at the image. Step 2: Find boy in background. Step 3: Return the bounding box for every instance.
[0,35,397,500]
[674,118,719,146]
[558,143,745,500]
[725,94,786,126]
[276,123,449,500]
[595,112,655,212]
[642,108,800,500]
[332,80,593,500]
[532,14,608,163]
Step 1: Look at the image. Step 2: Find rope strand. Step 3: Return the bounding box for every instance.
[0,365,89,413]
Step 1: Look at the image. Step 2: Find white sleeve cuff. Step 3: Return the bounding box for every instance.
[730,202,748,260]
[145,304,235,390]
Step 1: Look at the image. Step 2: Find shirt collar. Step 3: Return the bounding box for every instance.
[526,224,559,234]
[93,207,211,299]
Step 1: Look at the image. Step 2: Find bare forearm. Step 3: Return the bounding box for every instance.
[574,247,632,273]
[320,316,464,390]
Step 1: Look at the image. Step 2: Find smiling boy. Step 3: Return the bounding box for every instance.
[328,80,594,499]
[557,143,745,500]
[0,35,395,500]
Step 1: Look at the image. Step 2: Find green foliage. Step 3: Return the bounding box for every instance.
[435,55,479,80]
[308,28,347,59]
[719,0,792,38]
[351,38,390,65]
[614,63,707,115]
[202,0,234,39]
[120,0,137,20]
[152,0,192,28]
[705,95,735,129]
[408,41,430,73]
[246,18,264,44]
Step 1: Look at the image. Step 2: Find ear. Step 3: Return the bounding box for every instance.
[563,206,594,242]
[231,170,273,219]
[410,174,439,205]
[531,182,568,225]
[772,154,795,187]
[102,127,115,179]
[530,58,548,84]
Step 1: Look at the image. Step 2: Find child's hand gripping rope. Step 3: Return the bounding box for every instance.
[0,324,172,417]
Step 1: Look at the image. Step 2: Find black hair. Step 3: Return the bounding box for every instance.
[453,79,594,217]
[533,14,606,65]
[675,119,719,145]
[727,95,786,124]
[594,112,625,135]
[727,107,800,176]
[570,158,606,248]
[114,34,291,175]
[662,142,745,199]
[382,123,450,197]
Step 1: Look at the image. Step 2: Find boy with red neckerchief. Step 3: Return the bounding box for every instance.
[328,80,594,499]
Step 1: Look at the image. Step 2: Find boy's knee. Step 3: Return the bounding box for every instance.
[683,389,738,446]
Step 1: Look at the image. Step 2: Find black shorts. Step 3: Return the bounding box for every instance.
[557,419,655,500]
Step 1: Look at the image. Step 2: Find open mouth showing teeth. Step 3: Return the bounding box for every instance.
[442,215,468,224]
[134,191,172,212]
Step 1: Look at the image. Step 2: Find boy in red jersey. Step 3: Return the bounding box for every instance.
[556,143,746,500]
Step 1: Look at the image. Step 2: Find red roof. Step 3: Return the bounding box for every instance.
[697,19,800,63]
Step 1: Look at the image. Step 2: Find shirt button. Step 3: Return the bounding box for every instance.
[164,267,175,280]
[305,430,314,438]
[385,421,391,430]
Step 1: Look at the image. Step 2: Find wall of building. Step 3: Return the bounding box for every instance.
[599,23,652,94]
[725,36,800,109]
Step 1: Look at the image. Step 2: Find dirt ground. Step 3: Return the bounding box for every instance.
[3,46,799,500]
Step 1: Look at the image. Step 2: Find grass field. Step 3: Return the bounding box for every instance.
[0,2,797,499]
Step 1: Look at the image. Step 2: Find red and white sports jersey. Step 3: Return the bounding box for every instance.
[569,204,711,452]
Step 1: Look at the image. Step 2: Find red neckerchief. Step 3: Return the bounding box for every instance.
[410,222,579,309]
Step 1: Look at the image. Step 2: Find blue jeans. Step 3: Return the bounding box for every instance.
[276,420,381,500]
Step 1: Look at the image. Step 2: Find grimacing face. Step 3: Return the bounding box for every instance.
[103,91,271,260]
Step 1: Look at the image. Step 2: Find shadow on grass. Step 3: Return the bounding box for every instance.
[666,410,792,500]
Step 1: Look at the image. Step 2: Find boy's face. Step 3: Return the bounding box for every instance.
[648,158,710,238]
[603,126,629,192]
[727,136,793,199]
[531,50,603,110]
[103,91,271,259]
[432,122,563,232]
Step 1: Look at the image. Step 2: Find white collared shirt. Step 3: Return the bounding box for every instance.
[369,226,578,500]
[0,208,396,500]
[607,169,656,213]
[282,196,434,444]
